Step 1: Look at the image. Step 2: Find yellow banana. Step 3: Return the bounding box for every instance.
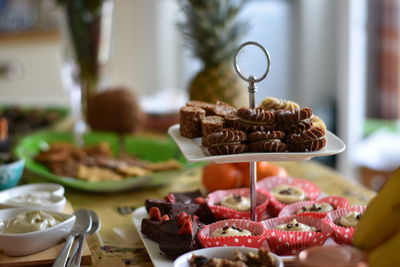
[353,168,400,249]
[368,230,400,267]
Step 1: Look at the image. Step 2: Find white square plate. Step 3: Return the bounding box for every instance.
[168,124,346,163]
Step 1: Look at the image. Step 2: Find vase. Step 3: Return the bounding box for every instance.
[58,0,114,145]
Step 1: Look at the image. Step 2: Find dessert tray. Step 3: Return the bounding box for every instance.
[168,124,346,163]
[132,206,308,267]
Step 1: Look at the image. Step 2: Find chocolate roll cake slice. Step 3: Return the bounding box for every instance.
[205,128,247,155]
[276,107,313,124]
[201,116,225,147]
[180,106,206,138]
[248,130,288,152]
[235,108,276,133]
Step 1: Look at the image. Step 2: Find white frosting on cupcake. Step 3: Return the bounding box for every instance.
[270,184,306,204]
[296,203,334,214]
[220,194,251,211]
[212,226,252,237]
[338,211,363,227]
[275,219,317,232]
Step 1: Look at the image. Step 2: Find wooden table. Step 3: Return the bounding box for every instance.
[63,161,375,267]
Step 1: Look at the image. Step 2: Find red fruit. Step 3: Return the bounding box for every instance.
[161,214,170,221]
[149,207,161,221]
[178,215,190,226]
[164,193,176,203]
[178,219,193,235]
[194,197,206,205]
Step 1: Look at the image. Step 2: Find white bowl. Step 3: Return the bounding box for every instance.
[174,246,283,267]
[0,208,75,256]
[0,183,66,212]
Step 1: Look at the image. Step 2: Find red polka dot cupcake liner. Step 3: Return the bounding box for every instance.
[261,215,333,256]
[322,205,367,245]
[257,176,321,216]
[206,188,270,221]
[278,196,350,218]
[197,219,267,248]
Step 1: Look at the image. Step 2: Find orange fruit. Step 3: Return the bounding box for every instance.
[202,163,243,192]
[234,162,288,187]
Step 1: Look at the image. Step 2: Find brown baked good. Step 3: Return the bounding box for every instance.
[186,101,216,116]
[248,130,285,142]
[235,108,276,133]
[205,128,247,155]
[248,131,287,152]
[286,127,325,144]
[180,106,206,138]
[287,138,327,152]
[201,116,225,147]
[277,120,314,134]
[310,115,327,133]
[276,108,313,124]
[213,101,237,117]
[224,114,239,128]
[259,96,300,111]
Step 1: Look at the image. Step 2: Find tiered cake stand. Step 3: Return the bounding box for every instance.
[168,41,346,221]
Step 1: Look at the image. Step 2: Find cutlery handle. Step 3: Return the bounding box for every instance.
[52,235,75,267]
[67,234,85,267]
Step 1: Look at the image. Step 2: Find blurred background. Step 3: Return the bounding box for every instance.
[0,0,399,191]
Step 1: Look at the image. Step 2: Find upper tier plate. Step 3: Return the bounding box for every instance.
[168,124,345,163]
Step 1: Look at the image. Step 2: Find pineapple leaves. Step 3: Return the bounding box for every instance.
[178,0,250,66]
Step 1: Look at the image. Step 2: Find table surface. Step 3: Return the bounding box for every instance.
[59,161,376,267]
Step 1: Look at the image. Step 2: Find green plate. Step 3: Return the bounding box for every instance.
[14,131,201,192]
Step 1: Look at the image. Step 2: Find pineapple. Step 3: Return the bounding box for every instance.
[179,0,249,108]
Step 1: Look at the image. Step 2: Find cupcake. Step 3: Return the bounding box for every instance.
[206,188,270,221]
[262,215,332,256]
[257,176,321,216]
[278,196,350,218]
[197,219,266,248]
[322,206,366,245]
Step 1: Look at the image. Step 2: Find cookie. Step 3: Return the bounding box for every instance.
[201,116,225,147]
[224,114,239,128]
[310,116,327,133]
[276,108,313,124]
[287,138,326,152]
[285,127,325,144]
[248,130,285,142]
[205,128,247,155]
[259,97,300,111]
[277,120,314,134]
[235,108,276,133]
[179,106,206,138]
[249,140,287,152]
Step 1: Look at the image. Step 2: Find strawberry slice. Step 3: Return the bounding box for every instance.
[178,218,193,235]
[164,193,176,203]
[194,197,206,205]
[149,207,161,221]
[161,214,170,221]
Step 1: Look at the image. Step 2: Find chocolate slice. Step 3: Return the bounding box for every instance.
[248,130,285,142]
[277,120,314,134]
[286,127,325,144]
[249,140,287,152]
[287,138,327,152]
[205,128,247,155]
[179,106,205,138]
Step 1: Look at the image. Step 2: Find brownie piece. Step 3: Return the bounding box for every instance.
[145,199,199,218]
[173,190,203,204]
[159,218,201,259]
[180,106,206,138]
[141,218,162,242]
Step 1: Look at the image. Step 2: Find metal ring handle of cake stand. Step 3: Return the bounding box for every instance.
[233,41,271,221]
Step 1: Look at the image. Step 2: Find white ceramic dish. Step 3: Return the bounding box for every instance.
[132,206,293,267]
[174,246,283,267]
[0,208,75,256]
[168,124,346,163]
[0,183,66,212]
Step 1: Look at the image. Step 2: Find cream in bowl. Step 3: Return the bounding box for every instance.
[0,208,75,256]
[0,183,66,212]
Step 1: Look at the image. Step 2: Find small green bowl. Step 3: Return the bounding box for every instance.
[0,159,25,190]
